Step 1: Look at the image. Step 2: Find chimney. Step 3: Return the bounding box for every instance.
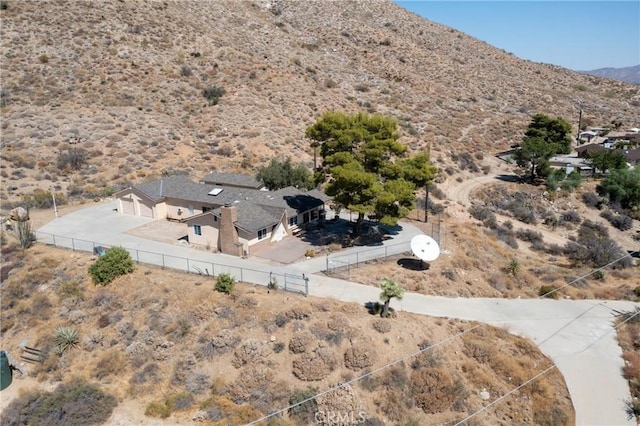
[219,204,241,256]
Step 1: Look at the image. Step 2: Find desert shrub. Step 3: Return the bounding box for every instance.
[600,210,633,231]
[1,380,117,426]
[273,342,285,353]
[539,285,559,299]
[88,247,135,285]
[185,370,210,394]
[410,367,456,413]
[232,339,270,368]
[583,192,603,209]
[451,152,480,172]
[21,189,67,210]
[202,85,225,105]
[54,326,79,355]
[57,148,88,171]
[428,185,446,200]
[561,210,581,224]
[380,364,408,390]
[286,306,311,320]
[327,313,349,331]
[95,350,125,380]
[469,205,494,222]
[145,401,171,418]
[180,65,192,77]
[288,387,319,424]
[130,363,161,385]
[57,280,84,303]
[515,229,544,243]
[534,406,571,426]
[511,204,537,224]
[289,330,314,354]
[344,344,377,370]
[214,273,235,293]
[274,312,290,327]
[462,336,496,363]
[372,318,391,333]
[292,347,337,381]
[493,226,518,249]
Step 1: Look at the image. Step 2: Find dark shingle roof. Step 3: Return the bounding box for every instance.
[202,172,263,189]
[132,176,330,232]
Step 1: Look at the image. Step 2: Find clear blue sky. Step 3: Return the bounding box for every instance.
[395,1,640,71]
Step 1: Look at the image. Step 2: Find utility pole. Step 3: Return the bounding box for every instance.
[577,108,583,145]
[52,190,58,218]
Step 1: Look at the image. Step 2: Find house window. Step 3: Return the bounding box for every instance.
[194,224,202,236]
[202,206,211,213]
[288,216,298,227]
[258,228,267,240]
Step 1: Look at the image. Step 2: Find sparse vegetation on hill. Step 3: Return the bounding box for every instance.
[0,0,637,205]
[0,244,575,424]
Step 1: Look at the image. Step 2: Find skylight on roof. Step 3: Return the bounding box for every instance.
[208,188,224,196]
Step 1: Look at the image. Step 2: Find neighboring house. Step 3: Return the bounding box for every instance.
[578,131,597,143]
[201,172,264,190]
[548,155,593,175]
[622,149,640,166]
[576,143,605,158]
[114,174,331,256]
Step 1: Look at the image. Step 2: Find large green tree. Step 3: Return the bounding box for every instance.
[597,167,640,212]
[255,157,314,190]
[585,149,627,174]
[306,111,436,236]
[515,113,573,180]
[514,137,554,180]
[524,113,573,154]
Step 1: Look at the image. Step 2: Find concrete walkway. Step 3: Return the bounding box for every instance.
[36,201,639,425]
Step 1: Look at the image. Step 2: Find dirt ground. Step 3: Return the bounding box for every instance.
[0,244,574,425]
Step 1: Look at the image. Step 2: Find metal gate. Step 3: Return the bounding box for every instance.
[283,273,309,296]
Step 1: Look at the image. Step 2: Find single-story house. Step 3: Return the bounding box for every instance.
[576,143,605,158]
[578,131,597,143]
[201,172,264,190]
[114,174,331,256]
[622,149,640,166]
[548,156,593,175]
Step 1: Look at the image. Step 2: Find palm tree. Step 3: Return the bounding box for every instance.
[379,278,405,318]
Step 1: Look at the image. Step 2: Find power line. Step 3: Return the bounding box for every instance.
[246,323,483,425]
[245,250,637,425]
[455,308,640,425]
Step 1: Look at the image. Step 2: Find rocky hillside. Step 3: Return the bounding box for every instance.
[0,0,638,203]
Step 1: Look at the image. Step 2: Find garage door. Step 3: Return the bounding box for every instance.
[120,197,134,215]
[138,200,154,218]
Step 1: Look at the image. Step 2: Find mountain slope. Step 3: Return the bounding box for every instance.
[581,64,640,85]
[0,0,639,203]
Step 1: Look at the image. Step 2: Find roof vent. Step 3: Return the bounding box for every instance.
[208,188,224,196]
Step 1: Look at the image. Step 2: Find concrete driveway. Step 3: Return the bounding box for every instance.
[36,201,639,425]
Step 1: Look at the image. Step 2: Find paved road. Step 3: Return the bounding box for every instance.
[37,201,639,425]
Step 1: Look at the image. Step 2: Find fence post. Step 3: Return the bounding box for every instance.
[136,249,139,263]
[303,274,309,296]
[52,234,56,246]
[240,268,243,283]
[356,252,359,266]
[186,258,190,273]
[162,254,165,269]
[326,254,329,272]
[71,238,75,251]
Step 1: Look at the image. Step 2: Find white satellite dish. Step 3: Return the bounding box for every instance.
[411,234,440,262]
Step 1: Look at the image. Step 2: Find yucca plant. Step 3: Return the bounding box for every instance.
[54,326,79,355]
